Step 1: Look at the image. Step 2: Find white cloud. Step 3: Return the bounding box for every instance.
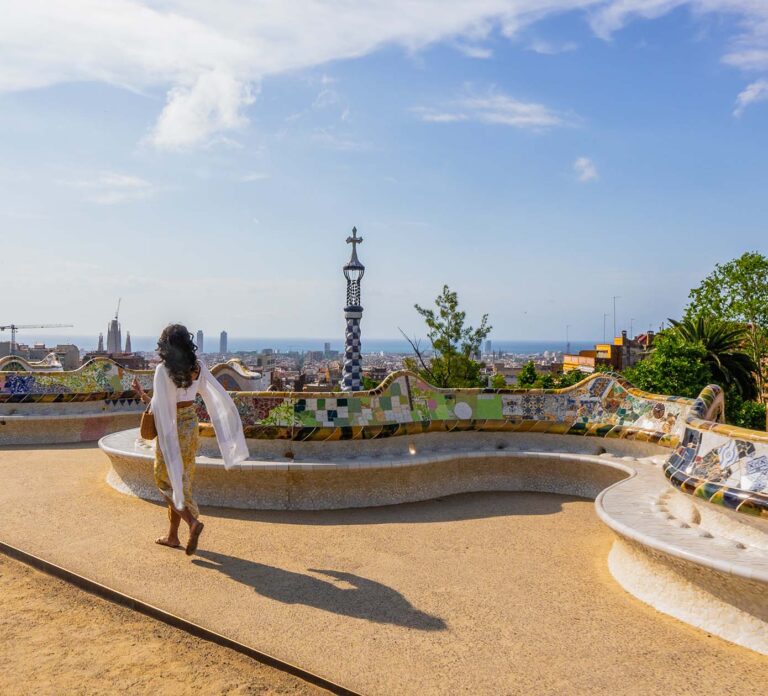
[415,89,570,130]
[147,71,256,150]
[414,110,468,123]
[589,0,686,39]
[733,78,768,116]
[239,172,270,182]
[573,156,598,182]
[453,42,494,59]
[2,1,768,149]
[64,171,158,204]
[311,128,371,151]
[590,2,768,72]
[313,87,341,109]
[527,40,578,55]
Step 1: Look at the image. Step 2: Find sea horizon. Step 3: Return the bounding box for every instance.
[18,335,601,355]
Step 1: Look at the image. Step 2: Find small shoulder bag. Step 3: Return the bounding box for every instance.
[140,405,157,440]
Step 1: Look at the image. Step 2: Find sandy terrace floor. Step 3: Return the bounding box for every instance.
[0,554,322,696]
[0,443,767,695]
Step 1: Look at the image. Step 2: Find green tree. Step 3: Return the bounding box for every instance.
[536,373,555,389]
[403,285,491,388]
[668,316,758,399]
[554,370,585,388]
[685,252,768,401]
[517,360,538,388]
[725,389,767,431]
[594,363,615,374]
[623,332,712,398]
[361,375,380,391]
[622,328,765,431]
[490,374,508,389]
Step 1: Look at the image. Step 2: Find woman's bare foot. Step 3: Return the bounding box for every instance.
[155,536,181,549]
[185,521,204,556]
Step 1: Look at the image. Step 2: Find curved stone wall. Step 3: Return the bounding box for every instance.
[0,357,153,400]
[98,371,768,655]
[0,358,152,444]
[0,357,262,444]
[193,370,767,519]
[665,384,768,520]
[100,426,767,654]
[209,359,271,391]
[5,358,767,519]
[198,370,694,443]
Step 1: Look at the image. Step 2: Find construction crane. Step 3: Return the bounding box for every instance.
[0,323,74,356]
[114,298,121,322]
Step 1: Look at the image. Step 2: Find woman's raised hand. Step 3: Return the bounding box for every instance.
[132,377,150,404]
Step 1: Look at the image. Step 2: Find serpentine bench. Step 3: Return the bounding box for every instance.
[0,357,264,445]
[99,371,768,655]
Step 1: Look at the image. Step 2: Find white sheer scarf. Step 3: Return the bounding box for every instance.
[151,360,249,511]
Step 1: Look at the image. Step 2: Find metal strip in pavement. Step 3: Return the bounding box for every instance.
[0,539,362,696]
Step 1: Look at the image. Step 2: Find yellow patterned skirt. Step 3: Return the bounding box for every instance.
[154,404,199,519]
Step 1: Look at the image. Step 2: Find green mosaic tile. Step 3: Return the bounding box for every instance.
[347,399,362,413]
[475,398,502,419]
[298,411,319,426]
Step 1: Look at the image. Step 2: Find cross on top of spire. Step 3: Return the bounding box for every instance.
[344,225,364,271]
[346,226,363,252]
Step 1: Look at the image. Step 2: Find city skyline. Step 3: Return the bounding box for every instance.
[1,2,767,340]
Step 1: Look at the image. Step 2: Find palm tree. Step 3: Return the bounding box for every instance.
[668,317,758,399]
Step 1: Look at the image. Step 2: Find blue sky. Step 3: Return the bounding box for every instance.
[1,1,767,344]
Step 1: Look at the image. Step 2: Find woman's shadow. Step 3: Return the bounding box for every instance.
[192,550,446,631]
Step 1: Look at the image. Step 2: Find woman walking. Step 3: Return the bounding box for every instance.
[134,324,248,555]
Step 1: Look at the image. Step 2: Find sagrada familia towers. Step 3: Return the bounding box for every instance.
[98,301,131,355]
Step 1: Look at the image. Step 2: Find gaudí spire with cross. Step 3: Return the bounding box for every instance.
[341,226,365,391]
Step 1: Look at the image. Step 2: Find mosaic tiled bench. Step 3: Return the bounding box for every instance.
[186,370,763,520]
[0,357,265,445]
[0,358,153,445]
[99,371,768,655]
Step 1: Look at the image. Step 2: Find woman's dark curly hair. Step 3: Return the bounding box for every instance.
[157,324,198,388]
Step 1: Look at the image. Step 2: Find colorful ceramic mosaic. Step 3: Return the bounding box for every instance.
[190,371,683,450]
[663,384,768,518]
[194,371,691,444]
[198,370,768,518]
[209,360,271,392]
[5,357,765,518]
[0,358,153,403]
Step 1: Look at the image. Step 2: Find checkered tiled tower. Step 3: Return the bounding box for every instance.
[341,226,365,392]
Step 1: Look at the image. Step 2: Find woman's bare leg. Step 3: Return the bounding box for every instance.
[177,506,204,555]
[155,496,203,554]
[179,506,202,532]
[156,497,182,547]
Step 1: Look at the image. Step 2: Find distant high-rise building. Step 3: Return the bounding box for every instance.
[125,332,132,353]
[324,341,331,356]
[97,333,104,352]
[219,330,228,354]
[196,330,204,354]
[485,340,492,354]
[106,318,122,353]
